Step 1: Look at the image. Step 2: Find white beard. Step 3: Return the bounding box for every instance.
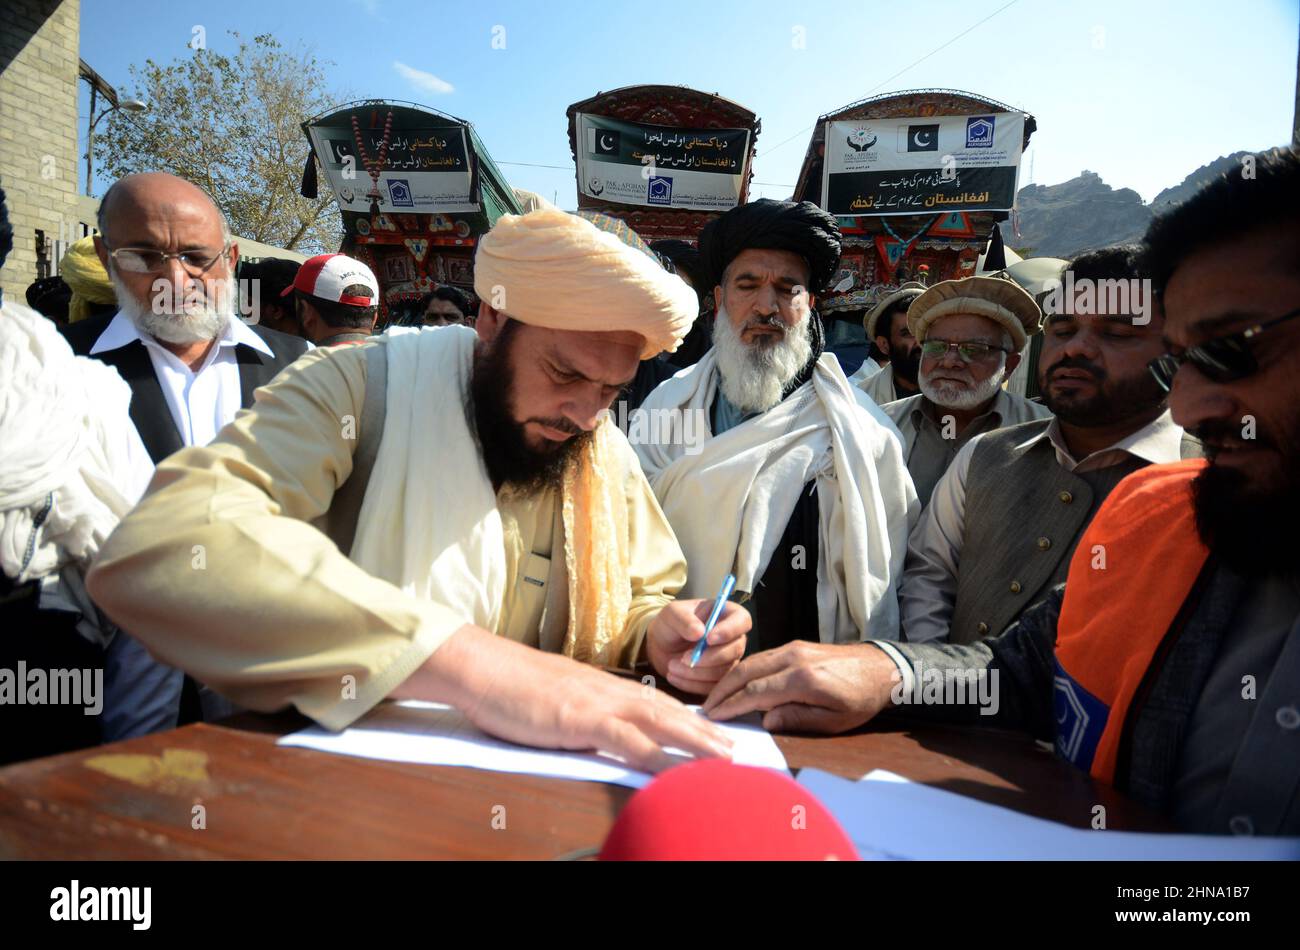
[920,357,1008,410]
[110,268,233,345]
[712,305,812,414]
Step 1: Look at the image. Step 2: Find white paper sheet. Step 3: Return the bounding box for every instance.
[278,700,788,789]
[798,768,1300,860]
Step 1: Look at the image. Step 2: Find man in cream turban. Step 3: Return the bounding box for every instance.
[634,199,919,664]
[59,236,118,324]
[88,208,748,772]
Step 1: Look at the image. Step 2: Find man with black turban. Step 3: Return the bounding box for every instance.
[635,199,919,678]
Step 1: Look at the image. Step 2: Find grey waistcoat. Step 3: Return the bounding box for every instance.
[950,419,1148,644]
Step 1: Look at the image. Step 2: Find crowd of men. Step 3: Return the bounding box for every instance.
[1,144,1297,840]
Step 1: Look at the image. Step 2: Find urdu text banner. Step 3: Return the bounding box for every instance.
[575,112,751,211]
[822,113,1025,216]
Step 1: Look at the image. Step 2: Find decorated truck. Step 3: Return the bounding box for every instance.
[300,98,523,325]
[565,84,761,244]
[791,88,1036,371]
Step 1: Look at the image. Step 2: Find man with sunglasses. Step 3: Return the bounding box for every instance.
[880,274,1052,505]
[703,146,1300,835]
[61,172,308,730]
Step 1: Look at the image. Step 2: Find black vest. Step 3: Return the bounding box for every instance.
[61,312,310,463]
[949,418,1200,644]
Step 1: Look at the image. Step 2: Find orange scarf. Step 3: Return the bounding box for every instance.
[1052,459,1210,783]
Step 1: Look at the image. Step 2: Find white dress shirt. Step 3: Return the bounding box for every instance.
[90,311,275,447]
[897,410,1189,644]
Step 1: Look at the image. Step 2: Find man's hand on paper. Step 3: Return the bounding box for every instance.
[392,624,734,773]
[701,641,899,734]
[646,598,750,695]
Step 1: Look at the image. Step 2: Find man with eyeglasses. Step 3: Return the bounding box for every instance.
[898,245,1201,646]
[702,146,1300,836]
[62,172,309,464]
[879,275,1052,506]
[61,172,309,731]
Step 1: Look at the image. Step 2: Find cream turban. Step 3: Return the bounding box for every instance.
[60,236,116,324]
[865,281,927,339]
[473,208,697,359]
[907,274,1043,350]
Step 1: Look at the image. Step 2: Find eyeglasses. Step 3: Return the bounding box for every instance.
[1147,306,1300,392]
[919,340,1009,363]
[105,243,231,275]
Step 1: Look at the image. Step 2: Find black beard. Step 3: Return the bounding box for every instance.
[468,330,593,494]
[1040,356,1166,427]
[891,344,921,387]
[1190,420,1300,575]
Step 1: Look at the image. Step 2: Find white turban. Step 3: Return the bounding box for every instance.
[473,208,697,359]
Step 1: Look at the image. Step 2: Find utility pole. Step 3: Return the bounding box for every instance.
[79,59,147,197]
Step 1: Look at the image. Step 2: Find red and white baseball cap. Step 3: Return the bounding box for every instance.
[282,254,380,308]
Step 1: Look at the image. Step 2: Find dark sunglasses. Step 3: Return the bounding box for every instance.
[1147,306,1300,392]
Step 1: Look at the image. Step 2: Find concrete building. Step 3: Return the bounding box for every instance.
[0,0,87,300]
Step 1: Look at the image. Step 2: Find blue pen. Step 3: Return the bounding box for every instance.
[689,573,736,668]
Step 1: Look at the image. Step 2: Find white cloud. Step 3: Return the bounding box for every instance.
[351,0,380,14]
[392,61,454,95]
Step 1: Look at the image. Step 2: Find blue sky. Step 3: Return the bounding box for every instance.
[80,0,1299,207]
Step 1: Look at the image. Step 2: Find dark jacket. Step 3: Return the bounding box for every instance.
[62,312,309,463]
[888,565,1300,835]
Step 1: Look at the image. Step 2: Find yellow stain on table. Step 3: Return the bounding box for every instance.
[84,749,211,790]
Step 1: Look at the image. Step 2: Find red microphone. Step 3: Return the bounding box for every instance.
[600,759,858,861]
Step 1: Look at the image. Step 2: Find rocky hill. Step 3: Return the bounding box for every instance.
[1150,151,1251,208]
[1009,152,1250,259]
[1012,171,1150,258]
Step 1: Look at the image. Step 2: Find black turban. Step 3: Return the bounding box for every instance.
[699,199,842,294]
[648,239,708,301]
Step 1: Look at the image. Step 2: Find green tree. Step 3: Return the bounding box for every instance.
[97,32,344,254]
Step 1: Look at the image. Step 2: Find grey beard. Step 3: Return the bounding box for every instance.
[920,359,1007,410]
[712,305,812,413]
[110,268,233,345]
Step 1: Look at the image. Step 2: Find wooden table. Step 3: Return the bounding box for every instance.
[0,709,1167,859]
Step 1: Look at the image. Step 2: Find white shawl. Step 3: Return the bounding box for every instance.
[634,350,918,642]
[350,325,634,663]
[351,326,508,632]
[0,301,152,584]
